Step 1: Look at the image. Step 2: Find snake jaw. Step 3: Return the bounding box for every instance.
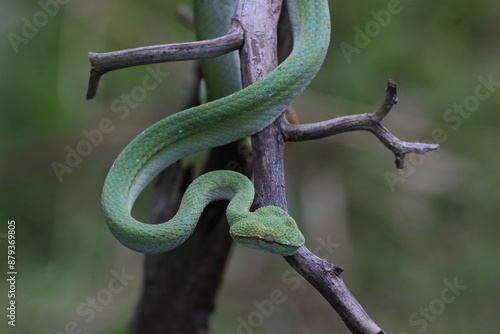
[231,232,303,256]
[229,206,305,256]
[261,235,276,243]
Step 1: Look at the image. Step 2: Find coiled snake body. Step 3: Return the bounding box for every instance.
[102,0,331,255]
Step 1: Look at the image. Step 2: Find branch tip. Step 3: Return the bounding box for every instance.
[386,78,397,93]
[395,154,406,169]
[386,79,398,105]
[86,69,103,100]
[372,79,398,121]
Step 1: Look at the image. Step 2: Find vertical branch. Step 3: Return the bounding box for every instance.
[237,1,387,333]
[235,0,287,209]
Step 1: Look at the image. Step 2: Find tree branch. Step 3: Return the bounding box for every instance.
[281,80,439,168]
[240,1,387,333]
[87,0,436,333]
[86,25,243,99]
[285,247,386,334]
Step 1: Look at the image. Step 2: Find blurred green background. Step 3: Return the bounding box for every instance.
[1,0,499,333]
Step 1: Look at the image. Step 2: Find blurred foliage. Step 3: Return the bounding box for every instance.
[1,0,499,333]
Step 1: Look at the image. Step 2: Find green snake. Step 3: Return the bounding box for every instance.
[102,0,331,256]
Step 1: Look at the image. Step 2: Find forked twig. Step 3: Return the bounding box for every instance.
[281,79,439,168]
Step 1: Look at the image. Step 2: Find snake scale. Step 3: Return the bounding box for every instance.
[102,0,330,256]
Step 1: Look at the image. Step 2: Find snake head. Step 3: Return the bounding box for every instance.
[229,206,305,256]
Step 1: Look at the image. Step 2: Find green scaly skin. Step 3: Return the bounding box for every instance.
[193,0,242,101]
[102,0,331,255]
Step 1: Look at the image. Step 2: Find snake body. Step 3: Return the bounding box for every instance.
[193,0,242,101]
[102,0,330,255]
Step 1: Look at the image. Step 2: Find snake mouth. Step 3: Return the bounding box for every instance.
[232,232,302,256]
[232,233,302,248]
